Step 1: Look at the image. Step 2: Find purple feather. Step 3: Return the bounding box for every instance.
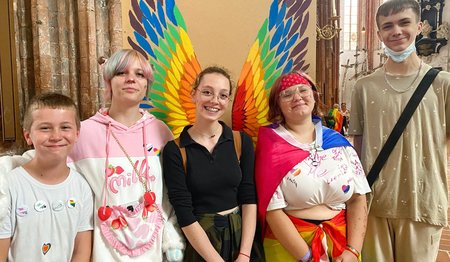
[131,0,143,22]
[128,37,149,60]
[299,13,309,36]
[129,11,146,37]
[292,38,308,56]
[289,16,302,37]
[300,0,312,14]
[145,0,155,10]
[286,0,302,18]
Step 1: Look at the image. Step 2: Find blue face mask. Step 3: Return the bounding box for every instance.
[384,42,417,63]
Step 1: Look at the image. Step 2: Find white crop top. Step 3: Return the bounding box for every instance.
[267,125,371,212]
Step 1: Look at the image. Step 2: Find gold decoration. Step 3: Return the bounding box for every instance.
[316,16,341,41]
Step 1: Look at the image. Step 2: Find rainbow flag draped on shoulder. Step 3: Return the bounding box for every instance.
[255,118,351,261]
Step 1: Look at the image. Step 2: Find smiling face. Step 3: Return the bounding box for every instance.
[24,107,79,161]
[377,8,422,52]
[110,60,148,106]
[192,72,231,122]
[278,84,315,124]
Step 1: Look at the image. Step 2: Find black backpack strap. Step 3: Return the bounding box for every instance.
[367,68,440,187]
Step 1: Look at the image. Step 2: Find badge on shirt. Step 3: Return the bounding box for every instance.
[16,205,29,217]
[52,200,65,212]
[34,200,48,212]
[67,198,76,208]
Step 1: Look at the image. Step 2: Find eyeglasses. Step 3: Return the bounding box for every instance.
[199,89,230,102]
[279,85,312,102]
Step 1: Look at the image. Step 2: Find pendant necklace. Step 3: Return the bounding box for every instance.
[97,131,163,222]
[384,60,423,93]
[192,124,221,139]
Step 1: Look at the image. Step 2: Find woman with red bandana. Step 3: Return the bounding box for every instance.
[255,71,371,262]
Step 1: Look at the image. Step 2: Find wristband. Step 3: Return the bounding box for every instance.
[299,248,312,262]
[239,252,250,259]
[345,244,360,260]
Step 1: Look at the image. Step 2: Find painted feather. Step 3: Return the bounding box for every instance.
[232,0,312,140]
[128,0,201,138]
[128,0,312,140]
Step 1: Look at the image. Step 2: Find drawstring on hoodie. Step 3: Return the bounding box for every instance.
[101,122,113,213]
[142,122,150,190]
[102,121,151,215]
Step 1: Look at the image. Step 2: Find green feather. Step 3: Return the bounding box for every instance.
[154,73,164,85]
[174,7,187,30]
[151,101,169,112]
[257,20,268,44]
[164,29,177,51]
[153,63,166,76]
[168,24,181,44]
[263,51,276,69]
[154,48,170,68]
[152,111,169,120]
[151,83,165,92]
[261,37,270,61]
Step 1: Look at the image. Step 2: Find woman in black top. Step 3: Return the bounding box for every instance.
[163,66,263,262]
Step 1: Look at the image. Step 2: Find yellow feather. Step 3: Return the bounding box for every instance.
[175,44,187,64]
[180,29,194,56]
[171,59,182,79]
[166,79,179,98]
[166,99,185,115]
[251,54,261,73]
[257,107,269,120]
[247,41,260,64]
[168,119,191,126]
[255,86,265,107]
[168,112,188,120]
[252,69,261,89]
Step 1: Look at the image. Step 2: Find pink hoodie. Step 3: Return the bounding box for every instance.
[68,108,184,261]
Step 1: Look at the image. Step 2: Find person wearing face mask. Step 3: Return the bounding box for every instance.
[349,1,450,261]
[256,71,371,262]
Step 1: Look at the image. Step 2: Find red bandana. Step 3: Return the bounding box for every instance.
[280,73,311,91]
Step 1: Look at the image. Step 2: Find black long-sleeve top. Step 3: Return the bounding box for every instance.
[162,122,257,227]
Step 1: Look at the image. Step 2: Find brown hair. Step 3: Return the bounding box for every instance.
[267,71,322,123]
[192,66,233,95]
[376,0,421,29]
[23,92,80,131]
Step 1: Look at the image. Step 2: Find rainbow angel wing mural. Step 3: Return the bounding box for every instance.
[127,0,311,139]
[232,0,311,138]
[128,0,200,137]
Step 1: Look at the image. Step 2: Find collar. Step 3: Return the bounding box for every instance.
[179,121,232,147]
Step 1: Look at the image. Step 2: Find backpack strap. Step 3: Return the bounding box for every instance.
[174,130,242,174]
[232,130,242,162]
[173,138,187,174]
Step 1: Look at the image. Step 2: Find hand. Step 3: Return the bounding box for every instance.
[334,249,359,262]
[165,248,183,262]
[234,252,250,262]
